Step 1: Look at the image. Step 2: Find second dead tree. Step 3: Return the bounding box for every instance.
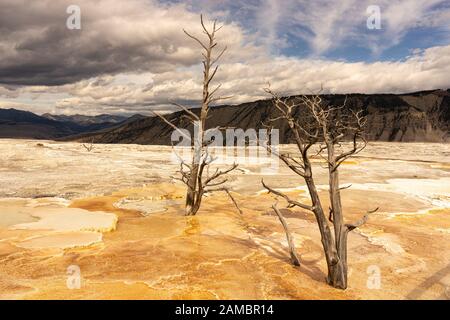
[262,89,378,289]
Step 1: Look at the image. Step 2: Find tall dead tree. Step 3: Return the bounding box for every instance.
[151,15,238,216]
[262,88,378,289]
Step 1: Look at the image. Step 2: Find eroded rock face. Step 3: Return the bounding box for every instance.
[75,90,450,144]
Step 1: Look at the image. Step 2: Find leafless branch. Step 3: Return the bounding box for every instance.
[346,207,379,232]
[272,203,301,266]
[170,101,200,122]
[149,109,192,141]
[262,179,314,212]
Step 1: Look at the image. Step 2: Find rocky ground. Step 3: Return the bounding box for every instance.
[0,139,449,299]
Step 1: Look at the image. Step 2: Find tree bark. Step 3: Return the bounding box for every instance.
[272,205,301,266]
[303,149,348,289]
[327,227,349,289]
[185,163,199,215]
[185,124,203,216]
[326,142,349,289]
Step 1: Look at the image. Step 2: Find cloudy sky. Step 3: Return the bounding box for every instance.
[0,0,449,116]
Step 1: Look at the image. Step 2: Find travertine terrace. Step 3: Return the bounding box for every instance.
[0,139,449,299]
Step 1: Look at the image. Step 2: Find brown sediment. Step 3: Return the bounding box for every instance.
[0,183,448,299]
[0,185,354,299]
[7,183,449,299]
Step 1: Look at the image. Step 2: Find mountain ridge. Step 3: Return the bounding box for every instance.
[41,113,129,126]
[1,90,448,142]
[70,89,450,144]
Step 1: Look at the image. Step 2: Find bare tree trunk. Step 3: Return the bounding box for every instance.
[272,205,301,266]
[328,239,348,289]
[185,163,200,215]
[305,176,343,287]
[186,128,203,215]
[327,143,348,289]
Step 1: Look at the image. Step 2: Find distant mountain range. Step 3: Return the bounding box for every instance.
[1,90,449,142]
[41,113,128,126]
[71,89,450,144]
[0,108,142,139]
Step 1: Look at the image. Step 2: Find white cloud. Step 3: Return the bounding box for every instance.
[0,0,449,115]
[0,0,264,85]
[241,0,450,55]
[3,44,450,115]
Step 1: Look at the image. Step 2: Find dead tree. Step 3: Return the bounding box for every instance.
[151,15,238,216]
[262,88,378,289]
[82,138,95,152]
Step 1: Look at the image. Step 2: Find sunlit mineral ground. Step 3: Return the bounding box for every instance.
[0,139,449,300]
